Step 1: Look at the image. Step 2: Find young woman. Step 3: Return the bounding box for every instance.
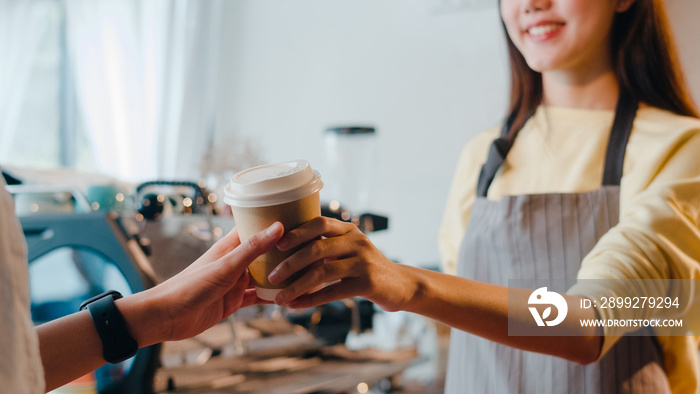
[267,0,700,392]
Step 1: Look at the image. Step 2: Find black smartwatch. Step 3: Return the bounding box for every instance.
[80,290,139,364]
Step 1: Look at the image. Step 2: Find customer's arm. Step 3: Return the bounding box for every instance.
[37,222,283,391]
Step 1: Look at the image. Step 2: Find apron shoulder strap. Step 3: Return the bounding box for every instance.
[476,89,638,197]
[602,88,638,186]
[476,122,512,198]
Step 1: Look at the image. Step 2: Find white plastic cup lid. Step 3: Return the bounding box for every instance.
[223,160,323,207]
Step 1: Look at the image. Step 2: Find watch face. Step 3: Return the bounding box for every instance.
[79,290,123,311]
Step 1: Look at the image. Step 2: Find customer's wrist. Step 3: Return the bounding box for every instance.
[115,290,166,348]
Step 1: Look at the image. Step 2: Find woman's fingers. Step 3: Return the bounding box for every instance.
[277,217,354,251]
[268,235,361,285]
[287,279,363,309]
[274,257,365,305]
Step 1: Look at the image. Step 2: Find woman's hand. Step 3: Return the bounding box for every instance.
[128,221,284,345]
[267,217,417,312]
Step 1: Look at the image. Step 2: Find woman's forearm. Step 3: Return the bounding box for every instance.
[398,265,602,364]
[268,217,603,364]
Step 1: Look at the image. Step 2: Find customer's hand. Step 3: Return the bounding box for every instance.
[38,221,284,390]
[267,217,416,312]
[132,221,284,344]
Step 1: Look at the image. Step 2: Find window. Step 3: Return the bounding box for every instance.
[3,0,92,171]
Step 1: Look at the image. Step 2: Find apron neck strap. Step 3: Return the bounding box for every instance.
[476,89,638,198]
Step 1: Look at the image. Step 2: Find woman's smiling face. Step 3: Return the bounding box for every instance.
[500,0,625,75]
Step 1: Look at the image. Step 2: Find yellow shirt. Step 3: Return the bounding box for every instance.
[439,105,700,394]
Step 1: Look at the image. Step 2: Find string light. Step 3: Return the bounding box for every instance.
[356,382,369,393]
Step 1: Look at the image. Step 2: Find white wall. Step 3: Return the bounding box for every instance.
[214,0,700,269]
[215,0,508,268]
[666,0,700,107]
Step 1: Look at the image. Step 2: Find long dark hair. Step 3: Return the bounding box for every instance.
[503,0,699,140]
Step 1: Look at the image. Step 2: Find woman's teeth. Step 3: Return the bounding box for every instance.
[528,24,562,37]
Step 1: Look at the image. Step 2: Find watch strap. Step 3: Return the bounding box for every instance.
[81,291,139,364]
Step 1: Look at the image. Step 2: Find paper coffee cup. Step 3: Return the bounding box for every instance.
[223,160,323,301]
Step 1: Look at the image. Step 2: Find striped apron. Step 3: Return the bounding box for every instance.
[445,91,671,393]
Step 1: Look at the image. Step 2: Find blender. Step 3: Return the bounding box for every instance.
[323,126,387,233]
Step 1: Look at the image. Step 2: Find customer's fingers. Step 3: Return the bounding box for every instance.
[221,269,250,315]
[216,222,284,278]
[211,227,242,256]
[189,227,242,270]
[240,288,274,309]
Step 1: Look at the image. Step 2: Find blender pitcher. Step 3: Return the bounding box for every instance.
[323,126,376,215]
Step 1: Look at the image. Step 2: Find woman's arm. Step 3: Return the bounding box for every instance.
[388,266,601,364]
[268,217,602,364]
[37,222,283,391]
